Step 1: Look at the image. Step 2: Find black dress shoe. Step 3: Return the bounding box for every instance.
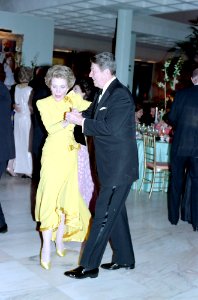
[0,224,8,233]
[64,266,99,279]
[193,226,198,231]
[101,262,135,270]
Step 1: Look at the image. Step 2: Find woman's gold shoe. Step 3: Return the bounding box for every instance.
[56,248,66,257]
[40,259,51,270]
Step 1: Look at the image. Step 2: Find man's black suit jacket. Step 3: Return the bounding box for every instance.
[168,85,198,157]
[82,78,139,187]
[0,81,15,163]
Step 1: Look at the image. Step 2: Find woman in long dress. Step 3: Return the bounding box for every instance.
[7,66,33,177]
[73,78,98,211]
[14,67,33,177]
[35,65,91,270]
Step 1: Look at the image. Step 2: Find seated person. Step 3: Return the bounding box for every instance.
[141,103,155,126]
[135,103,143,124]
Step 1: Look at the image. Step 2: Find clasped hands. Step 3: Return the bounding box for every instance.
[65,109,83,126]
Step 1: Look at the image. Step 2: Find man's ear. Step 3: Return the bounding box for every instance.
[103,68,112,79]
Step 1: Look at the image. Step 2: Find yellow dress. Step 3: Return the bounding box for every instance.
[35,91,91,242]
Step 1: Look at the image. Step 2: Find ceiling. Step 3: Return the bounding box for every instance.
[0,0,198,50]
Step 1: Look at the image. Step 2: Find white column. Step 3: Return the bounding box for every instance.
[115,9,136,92]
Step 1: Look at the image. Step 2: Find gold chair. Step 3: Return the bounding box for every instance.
[139,134,170,198]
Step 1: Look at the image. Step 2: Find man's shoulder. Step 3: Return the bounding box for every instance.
[110,78,124,89]
[176,84,198,95]
[109,78,131,94]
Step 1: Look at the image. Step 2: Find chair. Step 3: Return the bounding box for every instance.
[139,134,170,198]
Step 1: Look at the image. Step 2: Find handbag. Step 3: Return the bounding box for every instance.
[73,125,86,146]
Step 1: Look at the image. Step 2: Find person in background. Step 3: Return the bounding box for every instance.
[162,99,173,124]
[73,77,96,146]
[141,103,155,126]
[3,53,15,91]
[168,68,198,231]
[73,77,97,101]
[135,103,144,124]
[73,78,98,212]
[64,52,139,279]
[29,65,51,180]
[7,66,33,178]
[0,63,15,233]
[35,65,91,270]
[150,105,156,120]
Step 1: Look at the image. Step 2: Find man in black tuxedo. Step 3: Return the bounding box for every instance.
[64,52,139,279]
[0,64,15,233]
[168,68,198,231]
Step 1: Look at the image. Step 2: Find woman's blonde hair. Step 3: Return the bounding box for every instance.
[45,65,75,89]
[18,66,33,83]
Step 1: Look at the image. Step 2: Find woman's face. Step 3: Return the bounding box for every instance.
[50,77,68,101]
[73,84,85,98]
[136,109,143,119]
[6,57,12,65]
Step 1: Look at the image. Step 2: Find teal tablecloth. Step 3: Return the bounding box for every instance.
[133,139,171,192]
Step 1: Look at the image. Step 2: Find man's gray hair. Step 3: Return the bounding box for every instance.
[91,52,116,75]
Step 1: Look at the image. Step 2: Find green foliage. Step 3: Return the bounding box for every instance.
[157,57,184,110]
[157,57,183,90]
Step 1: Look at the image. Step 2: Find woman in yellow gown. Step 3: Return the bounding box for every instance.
[35,65,91,270]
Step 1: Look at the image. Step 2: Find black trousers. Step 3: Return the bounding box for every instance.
[80,184,135,269]
[0,161,7,227]
[168,155,198,226]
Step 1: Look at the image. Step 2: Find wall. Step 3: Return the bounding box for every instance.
[0,11,175,68]
[0,11,54,66]
[54,30,113,54]
[54,30,171,63]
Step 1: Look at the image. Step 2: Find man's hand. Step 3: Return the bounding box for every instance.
[66,109,84,126]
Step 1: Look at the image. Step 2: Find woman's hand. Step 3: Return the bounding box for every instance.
[66,109,83,126]
[14,104,21,113]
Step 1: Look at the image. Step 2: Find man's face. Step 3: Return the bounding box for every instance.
[89,63,107,89]
[136,109,143,119]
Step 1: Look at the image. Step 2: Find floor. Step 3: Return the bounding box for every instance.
[1,173,198,300]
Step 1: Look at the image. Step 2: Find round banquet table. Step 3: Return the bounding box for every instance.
[132,139,171,192]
